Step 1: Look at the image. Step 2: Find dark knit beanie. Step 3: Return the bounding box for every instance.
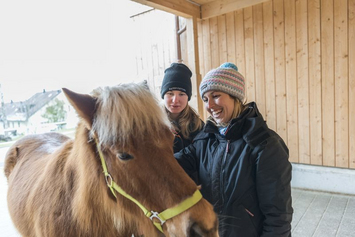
[199,62,245,102]
[160,63,192,101]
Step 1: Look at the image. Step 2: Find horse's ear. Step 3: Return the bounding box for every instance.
[62,88,96,128]
[140,80,150,91]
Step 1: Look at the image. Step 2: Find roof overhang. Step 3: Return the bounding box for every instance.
[131,0,270,19]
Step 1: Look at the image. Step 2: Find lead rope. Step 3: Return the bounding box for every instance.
[95,140,203,233]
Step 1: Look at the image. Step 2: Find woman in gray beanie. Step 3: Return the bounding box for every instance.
[161,62,204,153]
[175,62,293,237]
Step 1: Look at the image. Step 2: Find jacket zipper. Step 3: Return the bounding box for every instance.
[220,140,230,209]
[245,208,254,217]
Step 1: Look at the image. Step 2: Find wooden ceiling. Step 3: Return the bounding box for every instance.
[131,0,269,19]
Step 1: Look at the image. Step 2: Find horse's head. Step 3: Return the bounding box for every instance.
[62,83,218,237]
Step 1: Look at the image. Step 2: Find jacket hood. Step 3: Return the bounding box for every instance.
[195,102,266,141]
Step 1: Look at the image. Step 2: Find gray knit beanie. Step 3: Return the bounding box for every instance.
[199,62,245,102]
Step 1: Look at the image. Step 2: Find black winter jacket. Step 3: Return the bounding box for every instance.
[172,120,204,153]
[175,102,293,237]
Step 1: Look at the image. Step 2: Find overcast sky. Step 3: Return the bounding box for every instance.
[0,0,151,103]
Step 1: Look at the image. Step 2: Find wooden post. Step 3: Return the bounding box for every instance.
[186,16,205,119]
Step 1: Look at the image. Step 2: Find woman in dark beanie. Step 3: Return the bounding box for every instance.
[175,62,293,237]
[161,63,204,153]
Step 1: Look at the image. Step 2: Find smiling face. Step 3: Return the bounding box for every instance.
[202,91,235,124]
[164,90,189,119]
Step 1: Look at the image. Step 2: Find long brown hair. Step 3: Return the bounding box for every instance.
[165,105,203,139]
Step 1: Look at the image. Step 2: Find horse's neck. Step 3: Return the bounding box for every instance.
[70,123,101,187]
[63,124,113,232]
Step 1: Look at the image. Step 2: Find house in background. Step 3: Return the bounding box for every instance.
[0,89,78,136]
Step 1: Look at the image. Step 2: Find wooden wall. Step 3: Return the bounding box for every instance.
[132,10,200,112]
[132,10,177,99]
[197,0,355,168]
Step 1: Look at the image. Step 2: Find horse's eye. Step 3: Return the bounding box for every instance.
[117,152,133,161]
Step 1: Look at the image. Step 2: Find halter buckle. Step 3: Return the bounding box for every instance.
[149,211,166,225]
[105,174,113,187]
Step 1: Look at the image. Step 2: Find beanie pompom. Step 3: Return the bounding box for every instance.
[220,62,238,71]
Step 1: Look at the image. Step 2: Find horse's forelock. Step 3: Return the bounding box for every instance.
[91,83,171,147]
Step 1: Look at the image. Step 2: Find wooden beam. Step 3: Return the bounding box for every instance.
[131,0,201,19]
[201,0,270,19]
[186,17,204,117]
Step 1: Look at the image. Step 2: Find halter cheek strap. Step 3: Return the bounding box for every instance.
[96,141,202,233]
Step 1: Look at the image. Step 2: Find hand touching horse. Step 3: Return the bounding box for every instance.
[4,83,218,237]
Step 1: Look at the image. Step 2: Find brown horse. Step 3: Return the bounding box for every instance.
[4,82,218,237]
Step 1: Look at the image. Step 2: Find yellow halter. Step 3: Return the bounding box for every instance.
[96,141,202,233]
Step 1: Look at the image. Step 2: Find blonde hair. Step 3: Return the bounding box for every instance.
[91,83,171,147]
[165,105,203,139]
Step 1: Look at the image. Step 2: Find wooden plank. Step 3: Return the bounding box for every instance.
[151,38,159,91]
[202,19,212,73]
[197,19,205,119]
[350,0,355,168]
[243,7,256,102]
[157,13,173,74]
[146,31,156,92]
[180,22,188,63]
[284,0,299,163]
[133,15,145,75]
[162,16,174,71]
[150,11,171,84]
[132,0,200,19]
[197,20,205,76]
[296,0,310,164]
[262,0,276,131]
[201,18,211,120]
[334,0,349,168]
[210,17,220,68]
[140,14,155,84]
[201,0,269,19]
[186,17,203,114]
[321,0,335,167]
[273,0,287,142]
[226,12,236,63]
[308,0,322,165]
[234,10,246,78]
[133,10,176,97]
[218,15,228,63]
[166,13,176,67]
[132,15,143,76]
[253,4,266,116]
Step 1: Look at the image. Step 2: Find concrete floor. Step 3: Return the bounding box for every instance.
[292,188,355,237]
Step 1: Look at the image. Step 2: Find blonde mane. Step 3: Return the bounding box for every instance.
[91,83,171,147]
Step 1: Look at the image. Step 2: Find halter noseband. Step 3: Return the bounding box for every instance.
[95,140,202,233]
